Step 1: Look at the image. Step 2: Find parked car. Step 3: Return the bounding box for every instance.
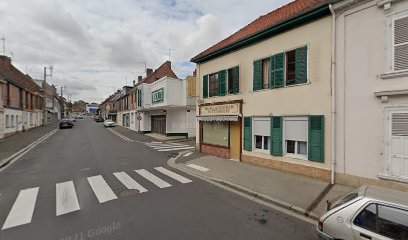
[317,185,408,240]
[78,115,83,119]
[103,120,115,128]
[69,117,76,123]
[59,119,73,129]
[95,116,104,122]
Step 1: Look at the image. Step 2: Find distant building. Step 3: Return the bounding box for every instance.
[86,103,99,115]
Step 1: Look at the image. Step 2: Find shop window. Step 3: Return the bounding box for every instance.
[209,73,218,97]
[284,117,308,158]
[253,117,270,152]
[5,115,9,128]
[202,121,229,147]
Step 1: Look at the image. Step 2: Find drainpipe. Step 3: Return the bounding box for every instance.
[329,4,336,185]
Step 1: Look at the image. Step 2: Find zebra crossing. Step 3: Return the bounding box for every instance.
[0,167,192,231]
[145,141,195,152]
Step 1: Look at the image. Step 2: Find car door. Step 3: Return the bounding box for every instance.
[352,202,408,240]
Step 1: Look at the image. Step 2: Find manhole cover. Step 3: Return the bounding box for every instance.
[118,189,140,198]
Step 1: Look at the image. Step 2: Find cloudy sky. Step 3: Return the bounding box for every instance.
[0,0,290,103]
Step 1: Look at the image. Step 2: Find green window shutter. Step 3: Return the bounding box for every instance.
[271,116,283,156]
[295,46,308,84]
[253,60,262,91]
[203,75,208,98]
[232,66,240,94]
[308,115,324,162]
[218,70,226,96]
[243,117,252,151]
[271,53,285,88]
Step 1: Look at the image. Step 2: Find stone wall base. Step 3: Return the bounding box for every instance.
[201,144,230,159]
[241,154,331,182]
[335,173,408,192]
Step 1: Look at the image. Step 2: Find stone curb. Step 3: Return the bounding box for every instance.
[167,152,319,223]
[0,128,58,171]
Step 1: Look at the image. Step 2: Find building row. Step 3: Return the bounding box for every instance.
[99,61,197,137]
[101,0,408,190]
[0,55,65,139]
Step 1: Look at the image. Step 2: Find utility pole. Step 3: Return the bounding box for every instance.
[1,37,5,56]
[43,65,53,82]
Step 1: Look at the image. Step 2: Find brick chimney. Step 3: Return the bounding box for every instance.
[146,68,153,76]
[138,76,143,83]
[0,55,11,68]
[133,80,136,86]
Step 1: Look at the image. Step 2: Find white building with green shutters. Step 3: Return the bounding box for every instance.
[192,0,333,182]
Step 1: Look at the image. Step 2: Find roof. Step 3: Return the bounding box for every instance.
[142,61,178,84]
[0,56,42,94]
[191,0,328,63]
[361,185,408,207]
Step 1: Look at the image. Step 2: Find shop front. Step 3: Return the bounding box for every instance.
[197,101,242,160]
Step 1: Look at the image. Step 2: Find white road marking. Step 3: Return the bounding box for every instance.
[150,141,162,143]
[154,167,192,184]
[56,181,80,216]
[107,129,133,142]
[2,187,39,230]
[183,152,193,157]
[80,168,90,171]
[152,144,191,149]
[87,175,117,203]
[187,164,210,172]
[157,147,195,152]
[134,169,171,188]
[113,172,148,193]
[148,143,189,147]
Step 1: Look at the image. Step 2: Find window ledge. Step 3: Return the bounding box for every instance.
[378,173,408,183]
[253,149,270,154]
[251,82,310,93]
[284,153,308,161]
[380,70,408,79]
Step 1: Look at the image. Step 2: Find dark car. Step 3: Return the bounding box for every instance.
[60,119,73,129]
[95,116,104,122]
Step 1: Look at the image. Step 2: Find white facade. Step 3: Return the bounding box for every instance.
[334,0,408,189]
[4,108,23,135]
[136,77,196,137]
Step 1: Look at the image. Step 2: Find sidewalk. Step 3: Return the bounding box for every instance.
[0,123,58,163]
[170,154,353,220]
[111,126,156,142]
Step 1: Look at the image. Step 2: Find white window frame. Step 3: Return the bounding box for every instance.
[380,104,408,183]
[252,116,270,154]
[283,116,308,160]
[385,10,408,74]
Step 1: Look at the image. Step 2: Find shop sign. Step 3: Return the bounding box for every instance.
[200,103,240,116]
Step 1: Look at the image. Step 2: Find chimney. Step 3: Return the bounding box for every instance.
[0,55,11,68]
[165,61,171,68]
[133,80,136,86]
[138,76,143,83]
[146,68,153,76]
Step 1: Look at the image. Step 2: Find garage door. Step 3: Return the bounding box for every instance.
[151,115,166,135]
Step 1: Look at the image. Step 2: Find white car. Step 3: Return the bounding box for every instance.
[103,120,115,127]
[317,185,408,240]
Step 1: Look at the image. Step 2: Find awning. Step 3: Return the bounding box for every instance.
[196,115,240,122]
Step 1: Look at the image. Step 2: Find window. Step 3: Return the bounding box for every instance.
[253,46,308,91]
[253,117,270,151]
[286,50,296,85]
[284,117,308,158]
[209,73,218,97]
[202,121,229,147]
[11,115,15,127]
[262,58,270,89]
[227,66,239,94]
[5,115,9,128]
[393,15,408,71]
[354,203,408,240]
[152,88,164,104]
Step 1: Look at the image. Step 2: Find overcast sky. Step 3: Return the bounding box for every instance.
[0,0,290,103]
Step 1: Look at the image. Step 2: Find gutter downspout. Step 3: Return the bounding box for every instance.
[329,4,336,185]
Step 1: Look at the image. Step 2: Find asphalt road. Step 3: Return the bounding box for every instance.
[0,118,317,240]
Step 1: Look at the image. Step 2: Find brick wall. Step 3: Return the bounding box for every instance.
[201,144,230,159]
[242,154,331,182]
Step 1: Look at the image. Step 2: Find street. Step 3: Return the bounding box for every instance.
[0,118,316,240]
